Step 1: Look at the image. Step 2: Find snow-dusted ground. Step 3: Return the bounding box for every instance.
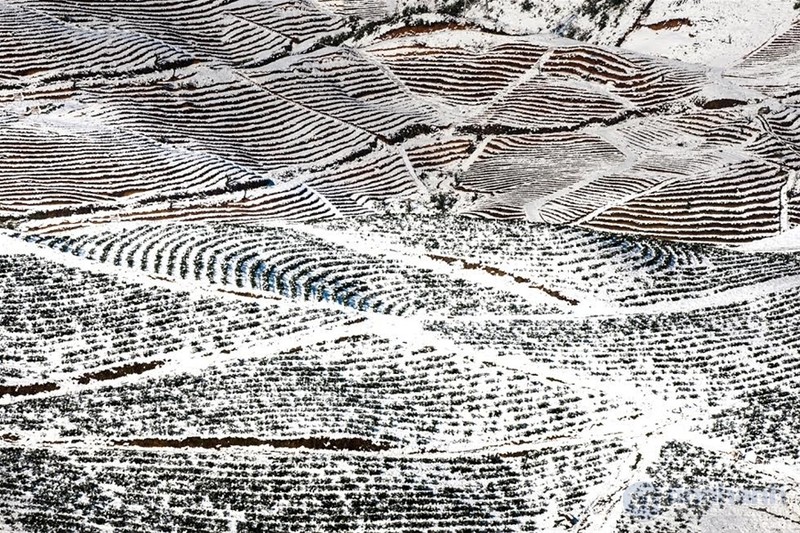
[622,0,798,67]
[0,0,799,532]
[738,227,800,252]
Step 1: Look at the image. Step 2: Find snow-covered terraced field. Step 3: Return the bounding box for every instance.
[0,2,797,242]
[1,1,800,532]
[3,213,800,531]
[21,222,556,316]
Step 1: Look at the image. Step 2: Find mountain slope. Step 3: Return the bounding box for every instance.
[1,1,798,242]
[1,1,800,532]
[1,216,800,531]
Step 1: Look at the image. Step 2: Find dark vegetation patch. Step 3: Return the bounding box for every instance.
[77,361,164,385]
[116,436,391,452]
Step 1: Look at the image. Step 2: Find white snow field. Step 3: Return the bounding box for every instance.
[0,1,799,532]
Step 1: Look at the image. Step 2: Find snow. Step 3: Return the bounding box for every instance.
[738,227,800,252]
[1,1,800,531]
[622,0,798,68]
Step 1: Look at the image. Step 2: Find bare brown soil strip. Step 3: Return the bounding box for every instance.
[458,108,642,137]
[427,254,579,306]
[699,98,748,110]
[0,382,59,397]
[379,22,472,40]
[115,436,391,452]
[616,5,692,46]
[119,188,149,198]
[616,0,657,47]
[13,66,51,77]
[643,18,693,31]
[76,361,164,385]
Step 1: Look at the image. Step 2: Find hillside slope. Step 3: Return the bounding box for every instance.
[1,1,800,532]
[0,0,798,243]
[2,217,800,531]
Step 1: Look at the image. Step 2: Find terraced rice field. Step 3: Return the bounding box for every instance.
[1,1,799,532]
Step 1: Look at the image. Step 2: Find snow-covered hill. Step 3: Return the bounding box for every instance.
[323,0,799,67]
[1,1,799,532]
[622,0,798,67]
